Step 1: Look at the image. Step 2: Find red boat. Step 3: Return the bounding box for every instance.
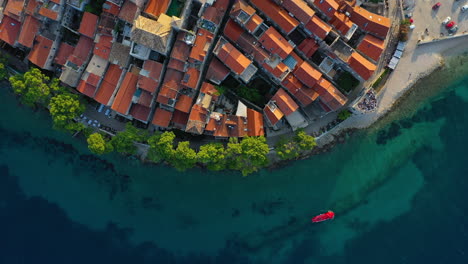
[311,211,335,223]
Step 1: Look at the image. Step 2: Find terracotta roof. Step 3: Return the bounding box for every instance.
[137,90,153,107]
[347,51,376,80]
[330,12,353,35]
[25,0,40,15]
[282,0,315,24]
[171,110,189,128]
[314,77,347,111]
[305,15,332,39]
[138,75,158,93]
[293,61,322,88]
[264,104,284,126]
[206,57,230,84]
[215,38,252,76]
[130,103,151,122]
[189,28,213,62]
[118,0,138,23]
[50,0,60,4]
[71,36,94,66]
[141,60,161,79]
[103,1,120,16]
[0,15,21,46]
[79,12,99,38]
[98,12,117,36]
[54,43,75,65]
[202,6,224,25]
[357,34,385,61]
[152,107,172,127]
[157,68,182,104]
[244,14,263,33]
[350,6,391,39]
[77,79,97,98]
[231,0,255,21]
[111,71,138,115]
[186,104,209,135]
[263,62,289,80]
[250,0,299,34]
[171,39,191,62]
[258,27,294,59]
[86,73,101,87]
[246,108,264,136]
[17,15,40,48]
[38,2,59,21]
[94,64,123,105]
[175,94,194,113]
[207,114,247,138]
[313,0,339,18]
[271,88,299,116]
[94,35,113,60]
[223,19,244,43]
[4,0,25,20]
[28,35,53,69]
[298,37,319,57]
[182,67,200,89]
[294,85,320,106]
[144,0,169,18]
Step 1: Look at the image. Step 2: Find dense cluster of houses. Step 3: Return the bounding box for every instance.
[0,0,391,138]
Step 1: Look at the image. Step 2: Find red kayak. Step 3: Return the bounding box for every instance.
[311,211,335,223]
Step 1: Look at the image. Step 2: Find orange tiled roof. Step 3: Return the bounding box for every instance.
[206,57,230,84]
[231,0,255,21]
[94,64,123,105]
[157,69,182,105]
[77,79,97,98]
[137,90,153,107]
[54,43,75,65]
[152,107,172,127]
[67,36,94,67]
[171,110,190,128]
[0,15,21,46]
[295,85,320,106]
[246,108,264,136]
[111,71,138,115]
[314,77,347,111]
[103,1,120,16]
[244,14,263,33]
[28,35,53,69]
[25,0,40,15]
[175,94,194,113]
[215,39,252,76]
[282,0,315,24]
[38,3,59,21]
[138,75,158,93]
[258,27,294,59]
[209,114,247,138]
[350,6,390,39]
[118,0,138,23]
[144,0,170,18]
[4,0,25,20]
[189,28,214,62]
[94,35,113,60]
[130,103,151,122]
[293,61,322,88]
[182,67,200,89]
[224,19,244,43]
[298,37,319,57]
[250,0,299,34]
[347,51,376,80]
[357,34,385,61]
[263,62,289,80]
[143,60,163,80]
[305,15,332,39]
[186,104,209,135]
[202,6,224,25]
[330,12,354,35]
[171,38,191,62]
[272,88,299,116]
[86,73,101,87]
[79,12,99,38]
[17,15,40,48]
[264,104,284,126]
[313,0,339,18]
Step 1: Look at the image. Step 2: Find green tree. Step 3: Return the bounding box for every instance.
[170,141,197,171]
[338,110,352,121]
[275,137,300,160]
[197,143,226,171]
[226,137,269,176]
[111,123,145,155]
[9,68,51,106]
[87,133,113,155]
[147,131,176,162]
[48,93,85,131]
[295,129,316,151]
[0,62,7,80]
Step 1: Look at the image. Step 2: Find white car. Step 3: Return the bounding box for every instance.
[462,5,468,12]
[442,16,451,25]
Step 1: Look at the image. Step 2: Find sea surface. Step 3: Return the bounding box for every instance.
[1,53,468,263]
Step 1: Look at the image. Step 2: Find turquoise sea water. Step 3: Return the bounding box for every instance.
[1,53,468,263]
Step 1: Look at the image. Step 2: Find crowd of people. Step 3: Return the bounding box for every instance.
[358,90,377,112]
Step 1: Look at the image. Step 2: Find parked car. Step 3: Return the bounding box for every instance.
[448,25,459,34]
[446,21,456,29]
[442,16,451,25]
[432,2,441,10]
[462,5,468,12]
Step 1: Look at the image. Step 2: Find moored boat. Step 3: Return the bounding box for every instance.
[311,211,335,223]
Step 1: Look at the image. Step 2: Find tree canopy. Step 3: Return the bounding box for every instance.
[170,141,198,171]
[146,131,175,163]
[48,93,85,131]
[10,68,51,107]
[275,129,316,160]
[111,123,147,155]
[226,137,269,176]
[87,133,113,155]
[197,143,226,171]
